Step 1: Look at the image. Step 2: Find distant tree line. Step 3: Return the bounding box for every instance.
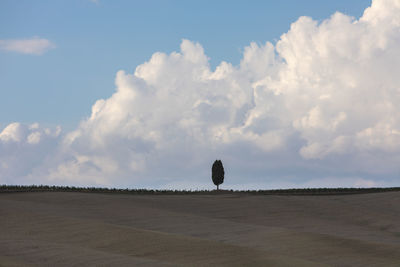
[1,184,399,195]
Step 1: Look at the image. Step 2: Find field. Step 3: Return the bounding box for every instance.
[1,190,399,266]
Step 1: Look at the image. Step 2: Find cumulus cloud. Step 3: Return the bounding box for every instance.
[1,0,400,188]
[0,37,55,55]
[0,123,61,185]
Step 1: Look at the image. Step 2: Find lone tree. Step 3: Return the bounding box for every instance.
[212,160,224,190]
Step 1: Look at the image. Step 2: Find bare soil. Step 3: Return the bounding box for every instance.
[0,191,399,266]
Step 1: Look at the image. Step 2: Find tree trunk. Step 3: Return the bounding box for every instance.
[217,184,219,190]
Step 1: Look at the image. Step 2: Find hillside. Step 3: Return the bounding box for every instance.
[1,191,399,266]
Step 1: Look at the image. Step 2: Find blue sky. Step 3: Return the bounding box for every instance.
[2,0,400,189]
[1,0,370,128]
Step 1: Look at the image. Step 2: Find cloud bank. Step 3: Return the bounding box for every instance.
[1,0,400,189]
[0,37,55,55]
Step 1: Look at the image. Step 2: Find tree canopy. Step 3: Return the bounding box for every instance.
[212,160,224,190]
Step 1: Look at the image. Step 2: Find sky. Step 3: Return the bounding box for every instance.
[1,0,400,189]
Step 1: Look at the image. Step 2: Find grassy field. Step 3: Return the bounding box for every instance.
[1,189,399,266]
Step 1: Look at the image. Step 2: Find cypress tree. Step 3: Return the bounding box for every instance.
[212,160,224,190]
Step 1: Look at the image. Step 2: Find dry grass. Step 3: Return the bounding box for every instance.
[1,191,399,266]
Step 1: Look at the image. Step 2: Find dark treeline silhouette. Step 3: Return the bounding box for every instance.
[1,185,400,195]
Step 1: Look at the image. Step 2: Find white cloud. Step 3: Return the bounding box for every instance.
[0,123,61,185]
[0,122,25,142]
[0,37,55,55]
[1,0,400,188]
[27,132,41,144]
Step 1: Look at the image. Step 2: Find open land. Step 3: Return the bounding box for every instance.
[0,190,399,266]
